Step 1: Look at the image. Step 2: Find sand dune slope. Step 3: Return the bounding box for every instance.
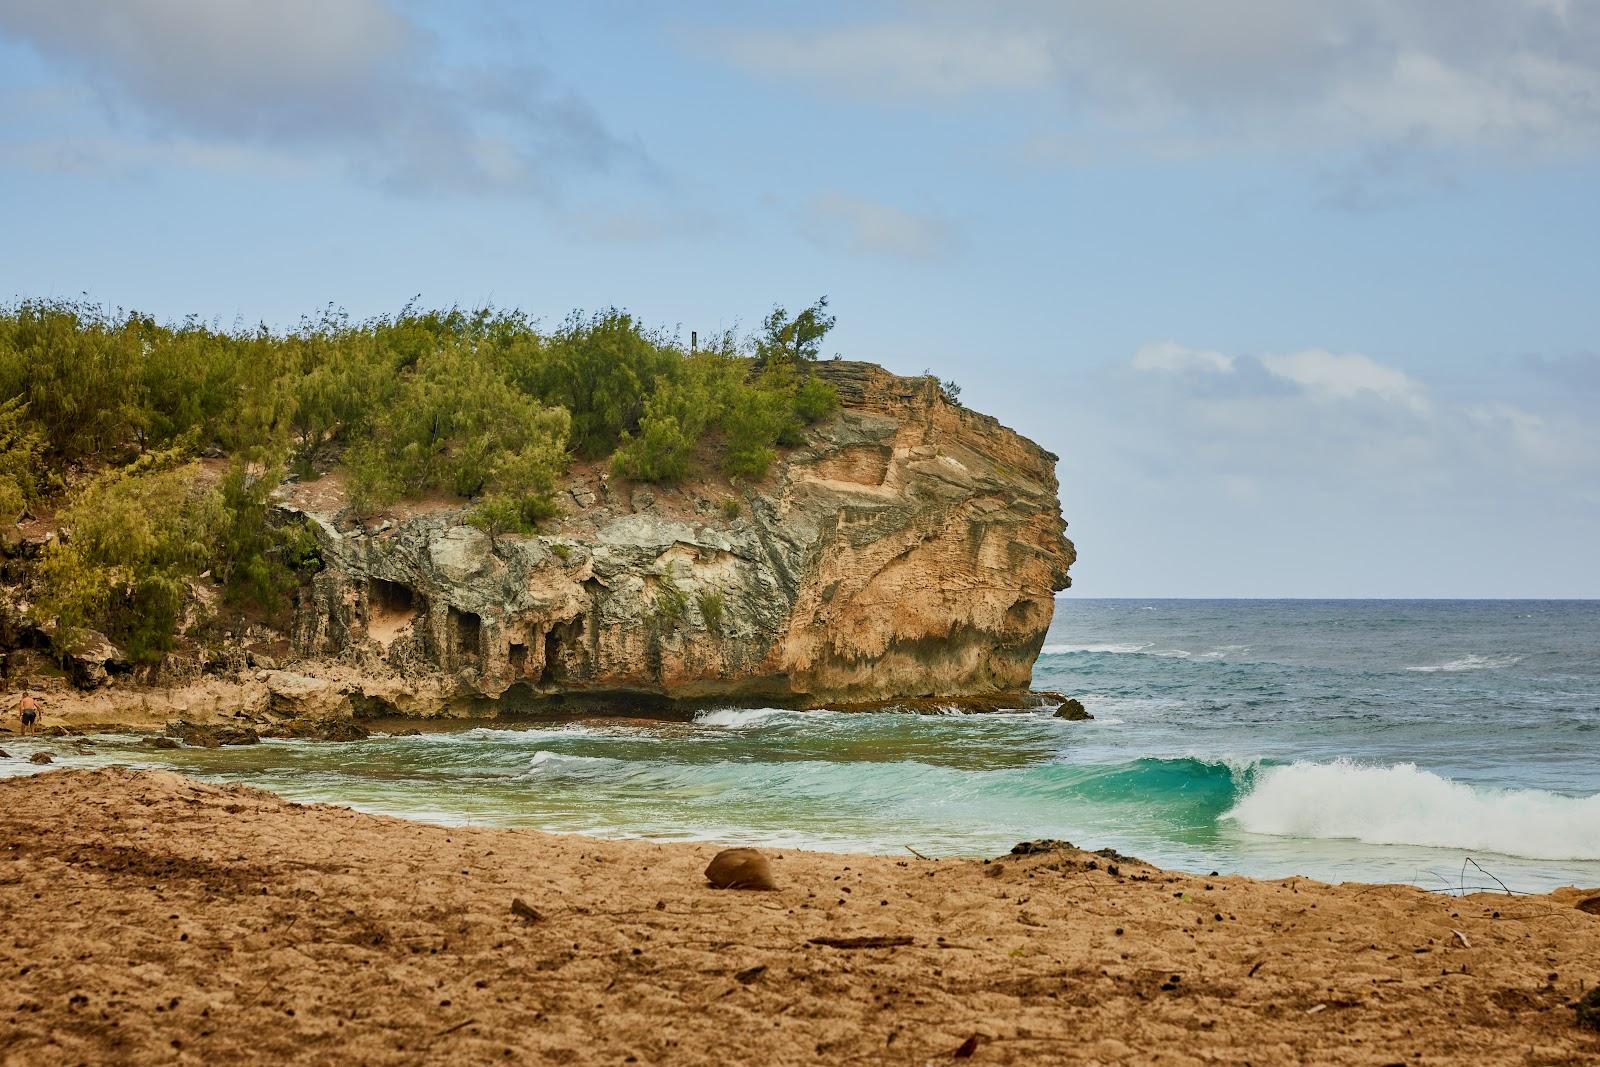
[2,768,1597,1065]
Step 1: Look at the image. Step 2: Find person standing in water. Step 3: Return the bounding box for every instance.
[17,691,43,736]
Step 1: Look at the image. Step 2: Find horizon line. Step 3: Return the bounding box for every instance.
[1054,594,1600,601]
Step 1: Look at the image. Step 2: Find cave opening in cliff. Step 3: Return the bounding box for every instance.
[449,607,482,661]
[366,579,417,647]
[539,616,583,685]
[508,641,529,675]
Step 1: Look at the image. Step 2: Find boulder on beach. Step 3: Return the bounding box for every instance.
[65,629,129,689]
[705,847,777,890]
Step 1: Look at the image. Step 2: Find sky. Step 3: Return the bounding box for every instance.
[1,0,1598,597]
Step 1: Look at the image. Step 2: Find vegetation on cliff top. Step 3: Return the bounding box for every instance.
[1,298,839,663]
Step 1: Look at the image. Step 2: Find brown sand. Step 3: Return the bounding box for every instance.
[2,768,1597,1065]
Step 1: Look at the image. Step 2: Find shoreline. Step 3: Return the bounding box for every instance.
[2,668,1079,735]
[3,767,1597,1064]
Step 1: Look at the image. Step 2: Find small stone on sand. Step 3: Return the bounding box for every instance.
[705,847,777,890]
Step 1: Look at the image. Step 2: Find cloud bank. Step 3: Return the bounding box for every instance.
[0,0,643,195]
[713,2,1600,166]
[1114,340,1599,498]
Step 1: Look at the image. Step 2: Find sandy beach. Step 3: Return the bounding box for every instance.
[0,768,1595,1065]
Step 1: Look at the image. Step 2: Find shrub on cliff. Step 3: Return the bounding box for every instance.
[754,296,835,367]
[36,449,319,663]
[37,450,223,663]
[215,457,320,614]
[0,398,45,524]
[612,350,840,485]
[347,343,571,512]
[512,309,680,458]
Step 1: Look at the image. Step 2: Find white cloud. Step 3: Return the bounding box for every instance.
[794,192,956,261]
[1260,349,1430,411]
[708,22,1054,99]
[1114,340,1600,495]
[705,2,1600,164]
[0,0,645,196]
[1132,341,1236,374]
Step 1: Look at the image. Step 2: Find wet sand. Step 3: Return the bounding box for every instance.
[2,768,1597,1065]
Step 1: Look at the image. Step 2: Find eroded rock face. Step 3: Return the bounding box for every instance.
[285,362,1073,712]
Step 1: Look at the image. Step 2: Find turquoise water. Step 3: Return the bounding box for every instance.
[6,599,1600,891]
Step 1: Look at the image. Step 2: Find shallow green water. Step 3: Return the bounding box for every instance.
[6,599,1600,892]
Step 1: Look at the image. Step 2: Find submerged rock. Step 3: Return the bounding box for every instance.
[1052,697,1092,721]
[705,847,777,890]
[263,718,370,742]
[165,721,261,748]
[29,751,53,764]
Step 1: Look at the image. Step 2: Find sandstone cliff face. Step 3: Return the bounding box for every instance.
[283,362,1073,713]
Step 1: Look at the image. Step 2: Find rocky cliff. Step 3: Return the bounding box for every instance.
[277,361,1073,715]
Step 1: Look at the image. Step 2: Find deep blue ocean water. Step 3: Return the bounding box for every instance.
[6,599,1599,891]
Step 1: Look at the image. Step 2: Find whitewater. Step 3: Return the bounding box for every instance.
[5,599,1598,891]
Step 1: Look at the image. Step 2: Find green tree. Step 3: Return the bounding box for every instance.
[754,296,835,368]
[37,450,224,663]
[215,456,316,613]
[0,398,45,523]
[610,351,738,483]
[519,309,680,457]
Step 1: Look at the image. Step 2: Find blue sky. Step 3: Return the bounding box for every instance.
[2,1,1597,596]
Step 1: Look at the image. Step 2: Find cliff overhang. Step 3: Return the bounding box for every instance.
[276,361,1074,716]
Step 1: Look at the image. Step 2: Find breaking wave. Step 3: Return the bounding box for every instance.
[1224,760,1600,861]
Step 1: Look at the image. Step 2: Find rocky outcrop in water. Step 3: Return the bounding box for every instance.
[282,362,1073,715]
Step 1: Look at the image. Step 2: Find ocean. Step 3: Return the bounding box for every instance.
[8,599,1600,892]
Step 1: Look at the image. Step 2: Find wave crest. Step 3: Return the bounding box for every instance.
[1405,653,1523,673]
[1041,642,1150,655]
[1223,760,1600,861]
[693,708,807,728]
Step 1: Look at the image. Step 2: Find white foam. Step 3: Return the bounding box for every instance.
[524,750,615,774]
[1224,760,1600,861]
[693,708,805,728]
[1405,653,1523,673]
[1040,642,1151,655]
